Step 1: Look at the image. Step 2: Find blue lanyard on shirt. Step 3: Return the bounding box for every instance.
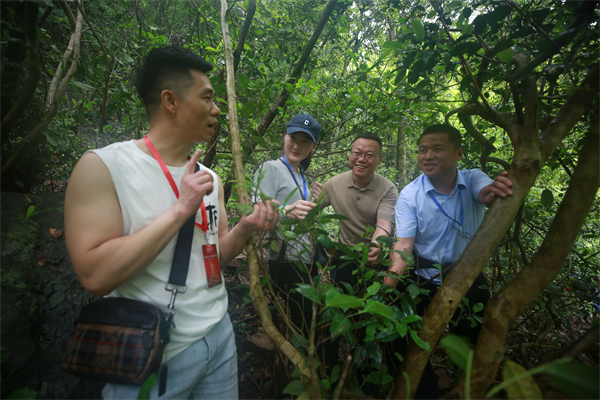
[282,155,307,200]
[423,175,463,228]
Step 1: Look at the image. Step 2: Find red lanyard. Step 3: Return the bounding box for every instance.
[143,136,208,233]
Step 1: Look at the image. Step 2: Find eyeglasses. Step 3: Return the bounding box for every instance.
[350,151,378,161]
[451,223,473,241]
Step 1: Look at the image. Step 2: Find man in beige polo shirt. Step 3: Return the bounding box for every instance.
[313,132,398,284]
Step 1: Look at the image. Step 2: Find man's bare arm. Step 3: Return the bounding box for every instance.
[217,175,278,266]
[367,218,393,265]
[65,150,213,296]
[383,236,415,287]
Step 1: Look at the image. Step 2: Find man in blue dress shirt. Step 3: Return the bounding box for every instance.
[385,124,512,397]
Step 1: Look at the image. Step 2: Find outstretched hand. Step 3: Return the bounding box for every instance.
[175,149,214,219]
[478,171,513,206]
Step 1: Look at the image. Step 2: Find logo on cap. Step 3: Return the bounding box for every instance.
[304,120,309,125]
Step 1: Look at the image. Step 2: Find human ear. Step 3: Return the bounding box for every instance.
[456,147,463,161]
[160,89,178,115]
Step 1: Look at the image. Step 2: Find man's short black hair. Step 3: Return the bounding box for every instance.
[135,45,214,118]
[354,131,383,154]
[419,124,462,149]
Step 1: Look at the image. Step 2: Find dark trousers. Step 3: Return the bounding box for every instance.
[390,255,490,399]
[269,260,318,337]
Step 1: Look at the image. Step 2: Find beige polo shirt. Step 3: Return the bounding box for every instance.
[321,170,398,247]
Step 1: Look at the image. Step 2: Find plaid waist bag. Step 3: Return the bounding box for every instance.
[61,297,171,386]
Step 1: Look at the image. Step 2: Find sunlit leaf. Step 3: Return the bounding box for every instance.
[502,360,542,400]
[412,19,425,42]
[497,48,513,64]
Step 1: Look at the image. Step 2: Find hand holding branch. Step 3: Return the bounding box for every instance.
[283,200,316,220]
[478,171,513,206]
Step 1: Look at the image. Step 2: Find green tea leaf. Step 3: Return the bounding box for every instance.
[541,189,553,209]
[545,362,600,399]
[330,313,352,338]
[407,283,420,299]
[234,203,254,216]
[327,294,364,309]
[401,314,422,324]
[137,373,157,400]
[366,282,381,297]
[503,360,542,400]
[497,48,513,64]
[260,275,271,287]
[440,334,470,370]
[70,81,96,91]
[295,283,320,303]
[364,299,394,320]
[7,388,39,399]
[383,40,403,49]
[283,380,305,395]
[412,19,425,42]
[410,330,431,352]
[326,287,341,304]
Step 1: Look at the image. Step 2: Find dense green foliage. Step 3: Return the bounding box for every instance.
[1,0,598,398]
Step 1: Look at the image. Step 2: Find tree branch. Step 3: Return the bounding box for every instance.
[232,0,256,73]
[446,103,516,142]
[218,0,309,379]
[58,0,77,30]
[538,325,600,366]
[540,62,599,157]
[1,0,84,175]
[255,0,338,135]
[74,0,111,138]
[457,114,496,172]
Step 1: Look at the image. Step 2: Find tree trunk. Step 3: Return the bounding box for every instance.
[391,60,599,399]
[468,105,599,399]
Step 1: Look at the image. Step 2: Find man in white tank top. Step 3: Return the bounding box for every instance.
[64,46,278,399]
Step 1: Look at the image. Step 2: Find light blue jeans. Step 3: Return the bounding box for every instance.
[102,314,238,400]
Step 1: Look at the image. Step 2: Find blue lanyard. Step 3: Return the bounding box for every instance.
[423,175,463,227]
[282,155,307,200]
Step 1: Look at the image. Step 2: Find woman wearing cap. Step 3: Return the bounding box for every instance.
[253,114,320,339]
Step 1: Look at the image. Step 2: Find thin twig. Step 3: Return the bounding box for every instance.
[333,355,353,400]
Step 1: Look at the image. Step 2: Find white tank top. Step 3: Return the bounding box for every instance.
[91,140,227,361]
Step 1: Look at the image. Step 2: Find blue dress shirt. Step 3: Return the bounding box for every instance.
[395,169,492,284]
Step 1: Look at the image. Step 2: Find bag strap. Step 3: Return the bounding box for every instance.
[277,241,288,262]
[167,162,199,286]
